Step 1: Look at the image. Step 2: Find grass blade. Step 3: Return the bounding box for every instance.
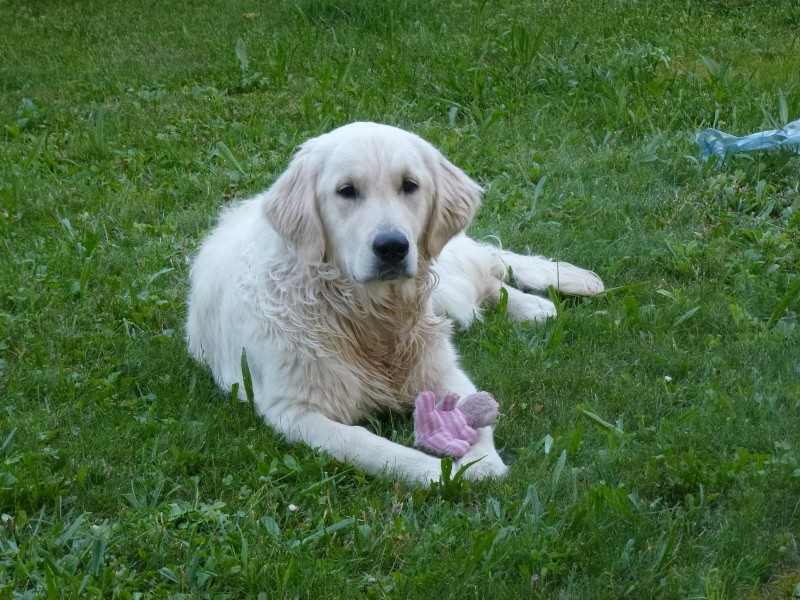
[54,514,86,547]
[673,306,699,327]
[240,348,256,412]
[528,175,547,217]
[1,428,16,455]
[552,449,567,488]
[778,89,789,125]
[766,278,800,329]
[235,38,249,75]
[302,517,355,545]
[575,405,624,437]
[216,141,247,176]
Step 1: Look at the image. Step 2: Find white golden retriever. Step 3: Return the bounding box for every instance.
[187,122,603,483]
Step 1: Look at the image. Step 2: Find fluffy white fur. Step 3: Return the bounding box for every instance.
[186,122,603,484]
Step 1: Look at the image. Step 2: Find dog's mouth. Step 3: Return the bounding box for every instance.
[362,262,415,283]
[373,266,414,281]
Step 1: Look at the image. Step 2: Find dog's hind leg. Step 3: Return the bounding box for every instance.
[489,247,604,297]
[434,235,603,326]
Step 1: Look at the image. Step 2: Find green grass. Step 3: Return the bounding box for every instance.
[2,0,800,597]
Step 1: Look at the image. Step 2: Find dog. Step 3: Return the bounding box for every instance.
[186,122,603,483]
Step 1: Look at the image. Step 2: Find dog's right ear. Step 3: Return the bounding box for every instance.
[262,143,325,263]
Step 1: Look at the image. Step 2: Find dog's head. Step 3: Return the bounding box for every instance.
[263,122,482,284]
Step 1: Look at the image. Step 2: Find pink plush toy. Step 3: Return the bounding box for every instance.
[413,391,499,457]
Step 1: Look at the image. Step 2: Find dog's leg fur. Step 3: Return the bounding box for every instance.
[264,406,445,483]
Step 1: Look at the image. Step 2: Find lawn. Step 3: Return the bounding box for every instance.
[1,0,799,597]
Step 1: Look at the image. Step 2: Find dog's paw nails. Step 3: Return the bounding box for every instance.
[556,266,605,297]
[583,272,605,295]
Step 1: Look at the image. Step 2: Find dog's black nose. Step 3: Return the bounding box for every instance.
[372,231,409,263]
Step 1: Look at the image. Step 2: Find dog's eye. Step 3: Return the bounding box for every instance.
[401,179,418,194]
[337,184,358,199]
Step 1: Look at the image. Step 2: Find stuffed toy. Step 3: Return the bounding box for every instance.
[413,390,499,457]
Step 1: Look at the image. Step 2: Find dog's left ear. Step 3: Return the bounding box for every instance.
[425,155,483,259]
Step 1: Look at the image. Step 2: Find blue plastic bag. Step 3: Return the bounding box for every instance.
[696,118,800,163]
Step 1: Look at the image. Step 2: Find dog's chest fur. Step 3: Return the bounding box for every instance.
[330,310,444,407]
[271,309,449,425]
[248,261,448,423]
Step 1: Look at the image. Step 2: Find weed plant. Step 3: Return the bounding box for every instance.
[1,0,799,597]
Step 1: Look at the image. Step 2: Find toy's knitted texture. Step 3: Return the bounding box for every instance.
[458,391,499,428]
[413,391,499,457]
[413,391,474,457]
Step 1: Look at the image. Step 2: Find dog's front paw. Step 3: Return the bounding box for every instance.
[455,449,509,480]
